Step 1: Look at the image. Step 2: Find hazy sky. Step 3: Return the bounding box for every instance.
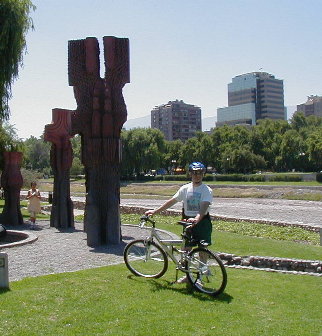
[8,0,322,139]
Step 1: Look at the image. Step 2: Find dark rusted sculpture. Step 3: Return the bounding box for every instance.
[0,152,24,226]
[68,36,129,246]
[44,108,74,229]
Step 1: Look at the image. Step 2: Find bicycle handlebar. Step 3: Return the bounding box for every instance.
[140,215,156,227]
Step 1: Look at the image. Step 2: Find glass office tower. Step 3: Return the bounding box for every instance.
[217,72,286,126]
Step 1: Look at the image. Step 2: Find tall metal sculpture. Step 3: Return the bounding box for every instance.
[44,108,74,229]
[0,152,24,226]
[69,36,129,246]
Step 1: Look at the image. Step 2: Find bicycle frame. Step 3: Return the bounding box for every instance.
[139,218,190,272]
[124,216,228,296]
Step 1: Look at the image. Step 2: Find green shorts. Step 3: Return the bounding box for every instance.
[183,214,212,246]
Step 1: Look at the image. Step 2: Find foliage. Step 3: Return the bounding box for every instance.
[20,167,41,188]
[0,0,35,119]
[316,172,322,183]
[0,122,24,168]
[17,114,322,177]
[23,135,51,173]
[120,114,322,176]
[70,157,84,177]
[121,128,165,176]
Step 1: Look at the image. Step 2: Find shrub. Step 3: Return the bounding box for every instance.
[163,175,188,181]
[21,169,42,189]
[215,174,244,181]
[202,174,214,181]
[242,174,266,182]
[316,172,322,183]
[268,174,302,182]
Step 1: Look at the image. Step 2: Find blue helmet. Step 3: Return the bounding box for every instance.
[189,162,206,172]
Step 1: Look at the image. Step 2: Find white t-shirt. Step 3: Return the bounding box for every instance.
[173,183,213,217]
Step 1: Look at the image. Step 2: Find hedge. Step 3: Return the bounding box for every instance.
[267,174,302,182]
[316,172,322,183]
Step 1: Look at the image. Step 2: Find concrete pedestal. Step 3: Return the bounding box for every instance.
[0,253,9,289]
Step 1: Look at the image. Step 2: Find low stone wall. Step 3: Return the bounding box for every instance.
[218,252,322,276]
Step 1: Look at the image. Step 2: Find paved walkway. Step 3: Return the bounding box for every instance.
[21,190,322,229]
[120,198,322,229]
[1,221,177,282]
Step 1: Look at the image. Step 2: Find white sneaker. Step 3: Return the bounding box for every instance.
[176,276,189,284]
[201,266,212,276]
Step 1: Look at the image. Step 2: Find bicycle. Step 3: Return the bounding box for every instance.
[124,215,227,297]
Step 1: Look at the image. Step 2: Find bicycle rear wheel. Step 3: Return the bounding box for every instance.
[124,239,168,278]
[186,248,227,297]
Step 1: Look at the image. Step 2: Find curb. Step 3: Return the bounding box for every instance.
[0,230,38,249]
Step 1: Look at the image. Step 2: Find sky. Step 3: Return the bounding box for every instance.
[8,0,322,139]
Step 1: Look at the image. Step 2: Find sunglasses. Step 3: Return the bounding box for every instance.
[191,171,204,175]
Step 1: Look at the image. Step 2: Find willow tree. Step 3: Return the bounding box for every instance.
[0,0,35,120]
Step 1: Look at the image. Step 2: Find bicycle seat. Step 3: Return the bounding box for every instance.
[177,220,191,228]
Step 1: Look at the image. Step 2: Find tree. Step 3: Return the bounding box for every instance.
[306,129,322,171]
[121,128,166,176]
[0,121,23,168]
[0,0,35,119]
[163,139,183,171]
[23,135,51,173]
[290,112,308,132]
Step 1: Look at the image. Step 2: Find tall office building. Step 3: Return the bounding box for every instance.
[297,95,322,117]
[217,72,286,127]
[151,100,201,141]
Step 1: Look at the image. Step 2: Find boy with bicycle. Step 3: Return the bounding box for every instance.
[145,162,213,283]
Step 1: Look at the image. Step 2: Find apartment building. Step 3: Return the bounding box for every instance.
[151,100,201,141]
[297,95,322,117]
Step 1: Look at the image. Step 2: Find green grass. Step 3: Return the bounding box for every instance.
[0,200,50,221]
[1,264,321,335]
[215,220,320,245]
[282,192,322,202]
[1,212,321,335]
[121,214,322,261]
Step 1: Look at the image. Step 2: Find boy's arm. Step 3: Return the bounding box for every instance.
[187,201,211,225]
[145,198,178,216]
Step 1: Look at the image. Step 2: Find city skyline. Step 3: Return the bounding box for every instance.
[7,0,322,139]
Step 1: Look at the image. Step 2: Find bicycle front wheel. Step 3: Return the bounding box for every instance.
[186,248,227,297]
[124,239,168,278]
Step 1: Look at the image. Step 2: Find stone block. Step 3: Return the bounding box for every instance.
[0,253,9,289]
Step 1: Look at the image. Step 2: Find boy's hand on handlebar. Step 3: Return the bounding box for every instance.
[144,209,155,217]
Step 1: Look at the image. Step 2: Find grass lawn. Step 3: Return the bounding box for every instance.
[0,264,321,335]
[0,200,50,222]
[1,212,321,335]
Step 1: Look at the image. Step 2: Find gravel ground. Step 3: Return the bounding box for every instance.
[1,221,178,282]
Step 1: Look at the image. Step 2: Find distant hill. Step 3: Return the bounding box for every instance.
[124,106,297,131]
[124,115,150,129]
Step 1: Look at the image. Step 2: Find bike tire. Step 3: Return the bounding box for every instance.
[124,239,168,278]
[186,248,227,297]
